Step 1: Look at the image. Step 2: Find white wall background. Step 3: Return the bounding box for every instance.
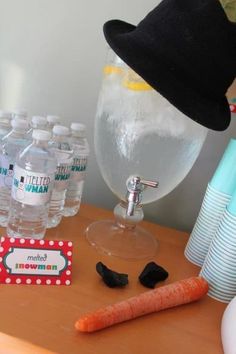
[0,0,235,232]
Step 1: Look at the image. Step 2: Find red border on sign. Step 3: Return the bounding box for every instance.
[0,237,73,285]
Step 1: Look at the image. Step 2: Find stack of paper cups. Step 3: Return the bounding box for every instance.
[185,139,236,266]
[200,191,236,303]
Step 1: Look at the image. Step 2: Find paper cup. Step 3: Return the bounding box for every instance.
[200,208,236,302]
[185,183,230,266]
[185,139,236,266]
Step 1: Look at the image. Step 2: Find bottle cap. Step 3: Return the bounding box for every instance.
[53,125,70,136]
[71,122,86,137]
[31,115,47,125]
[12,109,28,118]
[32,129,51,141]
[47,115,61,124]
[0,110,12,119]
[11,118,28,131]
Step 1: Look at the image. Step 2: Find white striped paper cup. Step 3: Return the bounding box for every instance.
[185,183,231,266]
[200,209,236,303]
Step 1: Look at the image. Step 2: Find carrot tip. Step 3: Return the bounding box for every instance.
[75,320,84,332]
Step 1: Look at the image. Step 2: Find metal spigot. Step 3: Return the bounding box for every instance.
[126,176,159,216]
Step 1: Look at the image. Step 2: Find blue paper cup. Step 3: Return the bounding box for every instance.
[200,208,236,303]
[210,139,236,195]
[184,183,230,266]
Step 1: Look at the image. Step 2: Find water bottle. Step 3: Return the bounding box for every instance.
[47,125,73,228]
[63,123,89,217]
[0,118,29,226]
[46,115,61,131]
[7,130,57,239]
[0,110,12,139]
[27,116,47,138]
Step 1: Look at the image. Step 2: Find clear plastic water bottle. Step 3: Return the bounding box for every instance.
[46,115,61,131]
[63,123,89,217]
[0,110,12,139]
[47,125,73,228]
[7,130,57,239]
[0,118,29,226]
[27,116,47,138]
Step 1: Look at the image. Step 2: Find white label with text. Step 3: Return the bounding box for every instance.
[70,156,87,182]
[12,165,54,206]
[4,248,66,276]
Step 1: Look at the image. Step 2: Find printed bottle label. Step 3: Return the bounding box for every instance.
[70,156,87,182]
[12,165,54,206]
[0,155,14,188]
[54,164,71,191]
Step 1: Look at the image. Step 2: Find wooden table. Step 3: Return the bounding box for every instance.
[0,204,226,354]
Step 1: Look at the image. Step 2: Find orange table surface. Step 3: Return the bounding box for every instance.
[0,204,226,354]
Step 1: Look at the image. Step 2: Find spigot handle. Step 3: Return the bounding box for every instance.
[126,175,158,216]
[140,179,159,189]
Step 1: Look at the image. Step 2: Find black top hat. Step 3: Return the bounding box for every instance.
[103,0,236,131]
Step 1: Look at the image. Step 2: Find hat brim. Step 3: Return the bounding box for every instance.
[103,19,231,131]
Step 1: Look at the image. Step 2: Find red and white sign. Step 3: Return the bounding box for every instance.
[0,237,73,285]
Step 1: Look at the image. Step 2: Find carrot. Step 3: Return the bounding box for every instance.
[75,276,208,332]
